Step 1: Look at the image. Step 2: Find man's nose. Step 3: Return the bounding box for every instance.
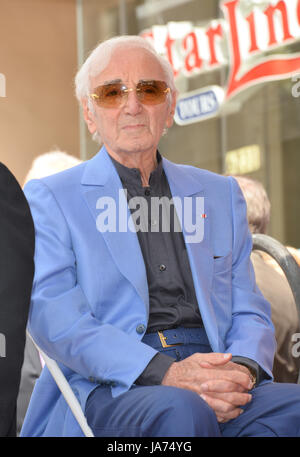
[123,88,143,115]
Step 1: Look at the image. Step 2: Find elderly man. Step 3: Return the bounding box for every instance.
[21,36,300,437]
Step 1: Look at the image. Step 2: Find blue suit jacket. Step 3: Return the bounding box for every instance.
[21,146,276,436]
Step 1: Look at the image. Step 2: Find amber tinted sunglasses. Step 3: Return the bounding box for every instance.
[89,80,171,108]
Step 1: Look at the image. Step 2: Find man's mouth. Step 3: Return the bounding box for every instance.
[122,124,146,130]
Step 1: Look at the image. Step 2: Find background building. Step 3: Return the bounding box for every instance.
[0,0,299,248]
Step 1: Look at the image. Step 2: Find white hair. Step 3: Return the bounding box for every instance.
[24,150,82,185]
[74,35,177,144]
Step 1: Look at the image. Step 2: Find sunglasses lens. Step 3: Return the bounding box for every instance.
[94,83,124,107]
[137,81,169,105]
[92,80,170,107]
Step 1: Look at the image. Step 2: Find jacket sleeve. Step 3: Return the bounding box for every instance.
[224,177,276,380]
[0,163,34,436]
[24,179,157,398]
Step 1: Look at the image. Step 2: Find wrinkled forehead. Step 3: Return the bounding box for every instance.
[90,46,168,87]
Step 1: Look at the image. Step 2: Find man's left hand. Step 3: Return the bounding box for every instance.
[198,361,254,423]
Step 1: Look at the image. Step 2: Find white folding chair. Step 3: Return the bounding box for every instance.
[28,333,94,437]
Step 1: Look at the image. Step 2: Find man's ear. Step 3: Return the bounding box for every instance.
[81,98,97,135]
[165,92,177,129]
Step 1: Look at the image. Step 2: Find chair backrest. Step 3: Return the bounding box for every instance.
[252,233,300,383]
[28,333,94,437]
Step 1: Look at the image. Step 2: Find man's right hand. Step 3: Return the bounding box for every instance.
[161,352,253,423]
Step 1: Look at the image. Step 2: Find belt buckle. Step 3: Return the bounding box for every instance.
[158,330,182,348]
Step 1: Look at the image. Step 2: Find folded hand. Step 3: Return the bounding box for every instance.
[161,352,253,423]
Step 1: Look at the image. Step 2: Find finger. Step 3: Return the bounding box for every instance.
[201,379,251,395]
[212,368,253,391]
[217,409,244,423]
[199,360,249,373]
[201,390,252,407]
[199,361,216,369]
[200,393,244,415]
[196,352,232,367]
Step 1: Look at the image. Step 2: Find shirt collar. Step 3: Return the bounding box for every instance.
[108,151,163,188]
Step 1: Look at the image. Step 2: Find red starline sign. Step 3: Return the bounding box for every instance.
[141,0,300,100]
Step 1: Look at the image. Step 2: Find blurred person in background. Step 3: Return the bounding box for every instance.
[233,175,300,384]
[0,163,34,436]
[23,150,83,183]
[16,150,82,435]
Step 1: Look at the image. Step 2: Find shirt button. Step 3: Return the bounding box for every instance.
[159,264,166,271]
[136,324,146,334]
[144,188,151,196]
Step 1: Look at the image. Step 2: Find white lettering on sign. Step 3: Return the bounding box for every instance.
[141,0,300,99]
[174,86,224,125]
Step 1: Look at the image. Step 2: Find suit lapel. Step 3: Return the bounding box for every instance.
[81,147,149,311]
[80,148,219,350]
[163,159,219,351]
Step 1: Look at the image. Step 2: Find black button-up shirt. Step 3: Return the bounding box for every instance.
[110,152,203,333]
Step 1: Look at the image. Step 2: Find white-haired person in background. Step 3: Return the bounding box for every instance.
[23,150,82,183]
[21,35,300,437]
[233,175,300,384]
